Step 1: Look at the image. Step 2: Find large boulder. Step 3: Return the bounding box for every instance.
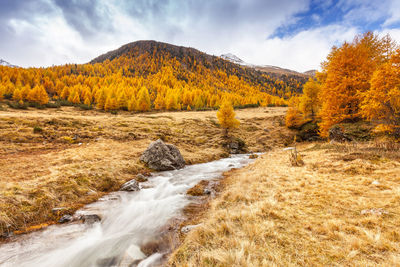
[140,139,185,171]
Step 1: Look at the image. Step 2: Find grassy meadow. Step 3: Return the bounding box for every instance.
[0,104,291,237]
[170,142,400,266]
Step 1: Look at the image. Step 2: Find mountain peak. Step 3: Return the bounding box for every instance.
[0,59,16,67]
[220,53,247,65]
[220,53,312,77]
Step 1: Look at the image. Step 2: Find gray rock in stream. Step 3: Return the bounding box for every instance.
[120,180,140,191]
[140,139,185,171]
[80,214,101,224]
[58,215,73,224]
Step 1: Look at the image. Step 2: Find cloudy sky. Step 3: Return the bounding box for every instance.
[1,0,400,72]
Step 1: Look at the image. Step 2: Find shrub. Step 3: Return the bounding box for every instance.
[7,101,28,110]
[56,99,74,106]
[285,108,305,129]
[33,126,43,134]
[77,104,93,110]
[45,102,61,108]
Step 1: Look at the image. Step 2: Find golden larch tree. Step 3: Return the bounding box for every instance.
[299,78,321,119]
[136,86,151,111]
[360,49,400,135]
[318,32,387,137]
[217,100,240,135]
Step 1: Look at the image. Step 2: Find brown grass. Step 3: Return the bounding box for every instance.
[0,105,292,236]
[169,142,400,266]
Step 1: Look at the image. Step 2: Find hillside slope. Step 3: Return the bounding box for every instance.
[90,40,307,98]
[0,40,307,111]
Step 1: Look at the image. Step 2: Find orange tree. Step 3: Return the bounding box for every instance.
[360,49,400,136]
[318,32,390,137]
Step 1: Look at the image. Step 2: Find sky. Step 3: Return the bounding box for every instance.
[1,0,400,72]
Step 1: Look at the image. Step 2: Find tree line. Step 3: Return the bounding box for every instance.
[0,47,306,112]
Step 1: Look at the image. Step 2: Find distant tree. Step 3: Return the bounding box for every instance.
[84,95,91,106]
[27,85,49,105]
[12,88,23,102]
[299,78,321,119]
[0,85,4,100]
[136,86,151,111]
[217,100,240,135]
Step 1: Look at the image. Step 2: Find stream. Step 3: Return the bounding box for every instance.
[0,154,254,267]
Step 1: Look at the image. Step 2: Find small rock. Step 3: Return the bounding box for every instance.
[181,224,202,233]
[249,154,258,159]
[204,188,212,195]
[371,180,380,185]
[80,214,101,224]
[86,189,97,195]
[58,214,73,223]
[135,174,148,183]
[96,257,119,267]
[120,180,140,191]
[361,208,388,216]
[1,232,14,239]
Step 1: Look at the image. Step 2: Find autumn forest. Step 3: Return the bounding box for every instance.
[0,41,306,114]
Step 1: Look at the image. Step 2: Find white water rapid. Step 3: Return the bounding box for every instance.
[0,154,254,267]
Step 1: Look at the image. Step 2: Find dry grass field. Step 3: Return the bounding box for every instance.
[170,142,400,266]
[0,105,291,237]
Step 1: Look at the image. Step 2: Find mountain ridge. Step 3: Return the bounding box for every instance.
[0,59,17,68]
[219,53,315,77]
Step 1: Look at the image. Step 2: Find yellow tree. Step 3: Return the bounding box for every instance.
[136,86,151,111]
[299,78,321,119]
[0,85,4,100]
[104,95,118,111]
[12,88,23,101]
[84,94,91,106]
[27,85,49,105]
[154,93,165,110]
[127,96,137,112]
[217,100,240,135]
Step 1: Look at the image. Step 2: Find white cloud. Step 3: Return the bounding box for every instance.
[230,25,358,72]
[2,0,400,72]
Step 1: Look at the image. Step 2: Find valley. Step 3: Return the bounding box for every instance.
[0,105,291,238]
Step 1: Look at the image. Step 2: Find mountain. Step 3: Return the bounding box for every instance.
[91,40,307,97]
[303,70,317,76]
[219,53,311,77]
[0,40,308,111]
[0,59,16,68]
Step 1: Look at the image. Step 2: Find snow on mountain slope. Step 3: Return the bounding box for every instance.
[0,59,16,67]
[220,53,311,76]
[220,53,252,66]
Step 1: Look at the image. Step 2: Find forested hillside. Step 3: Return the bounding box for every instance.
[0,41,307,112]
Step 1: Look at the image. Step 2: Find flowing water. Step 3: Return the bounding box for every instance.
[0,154,254,267]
